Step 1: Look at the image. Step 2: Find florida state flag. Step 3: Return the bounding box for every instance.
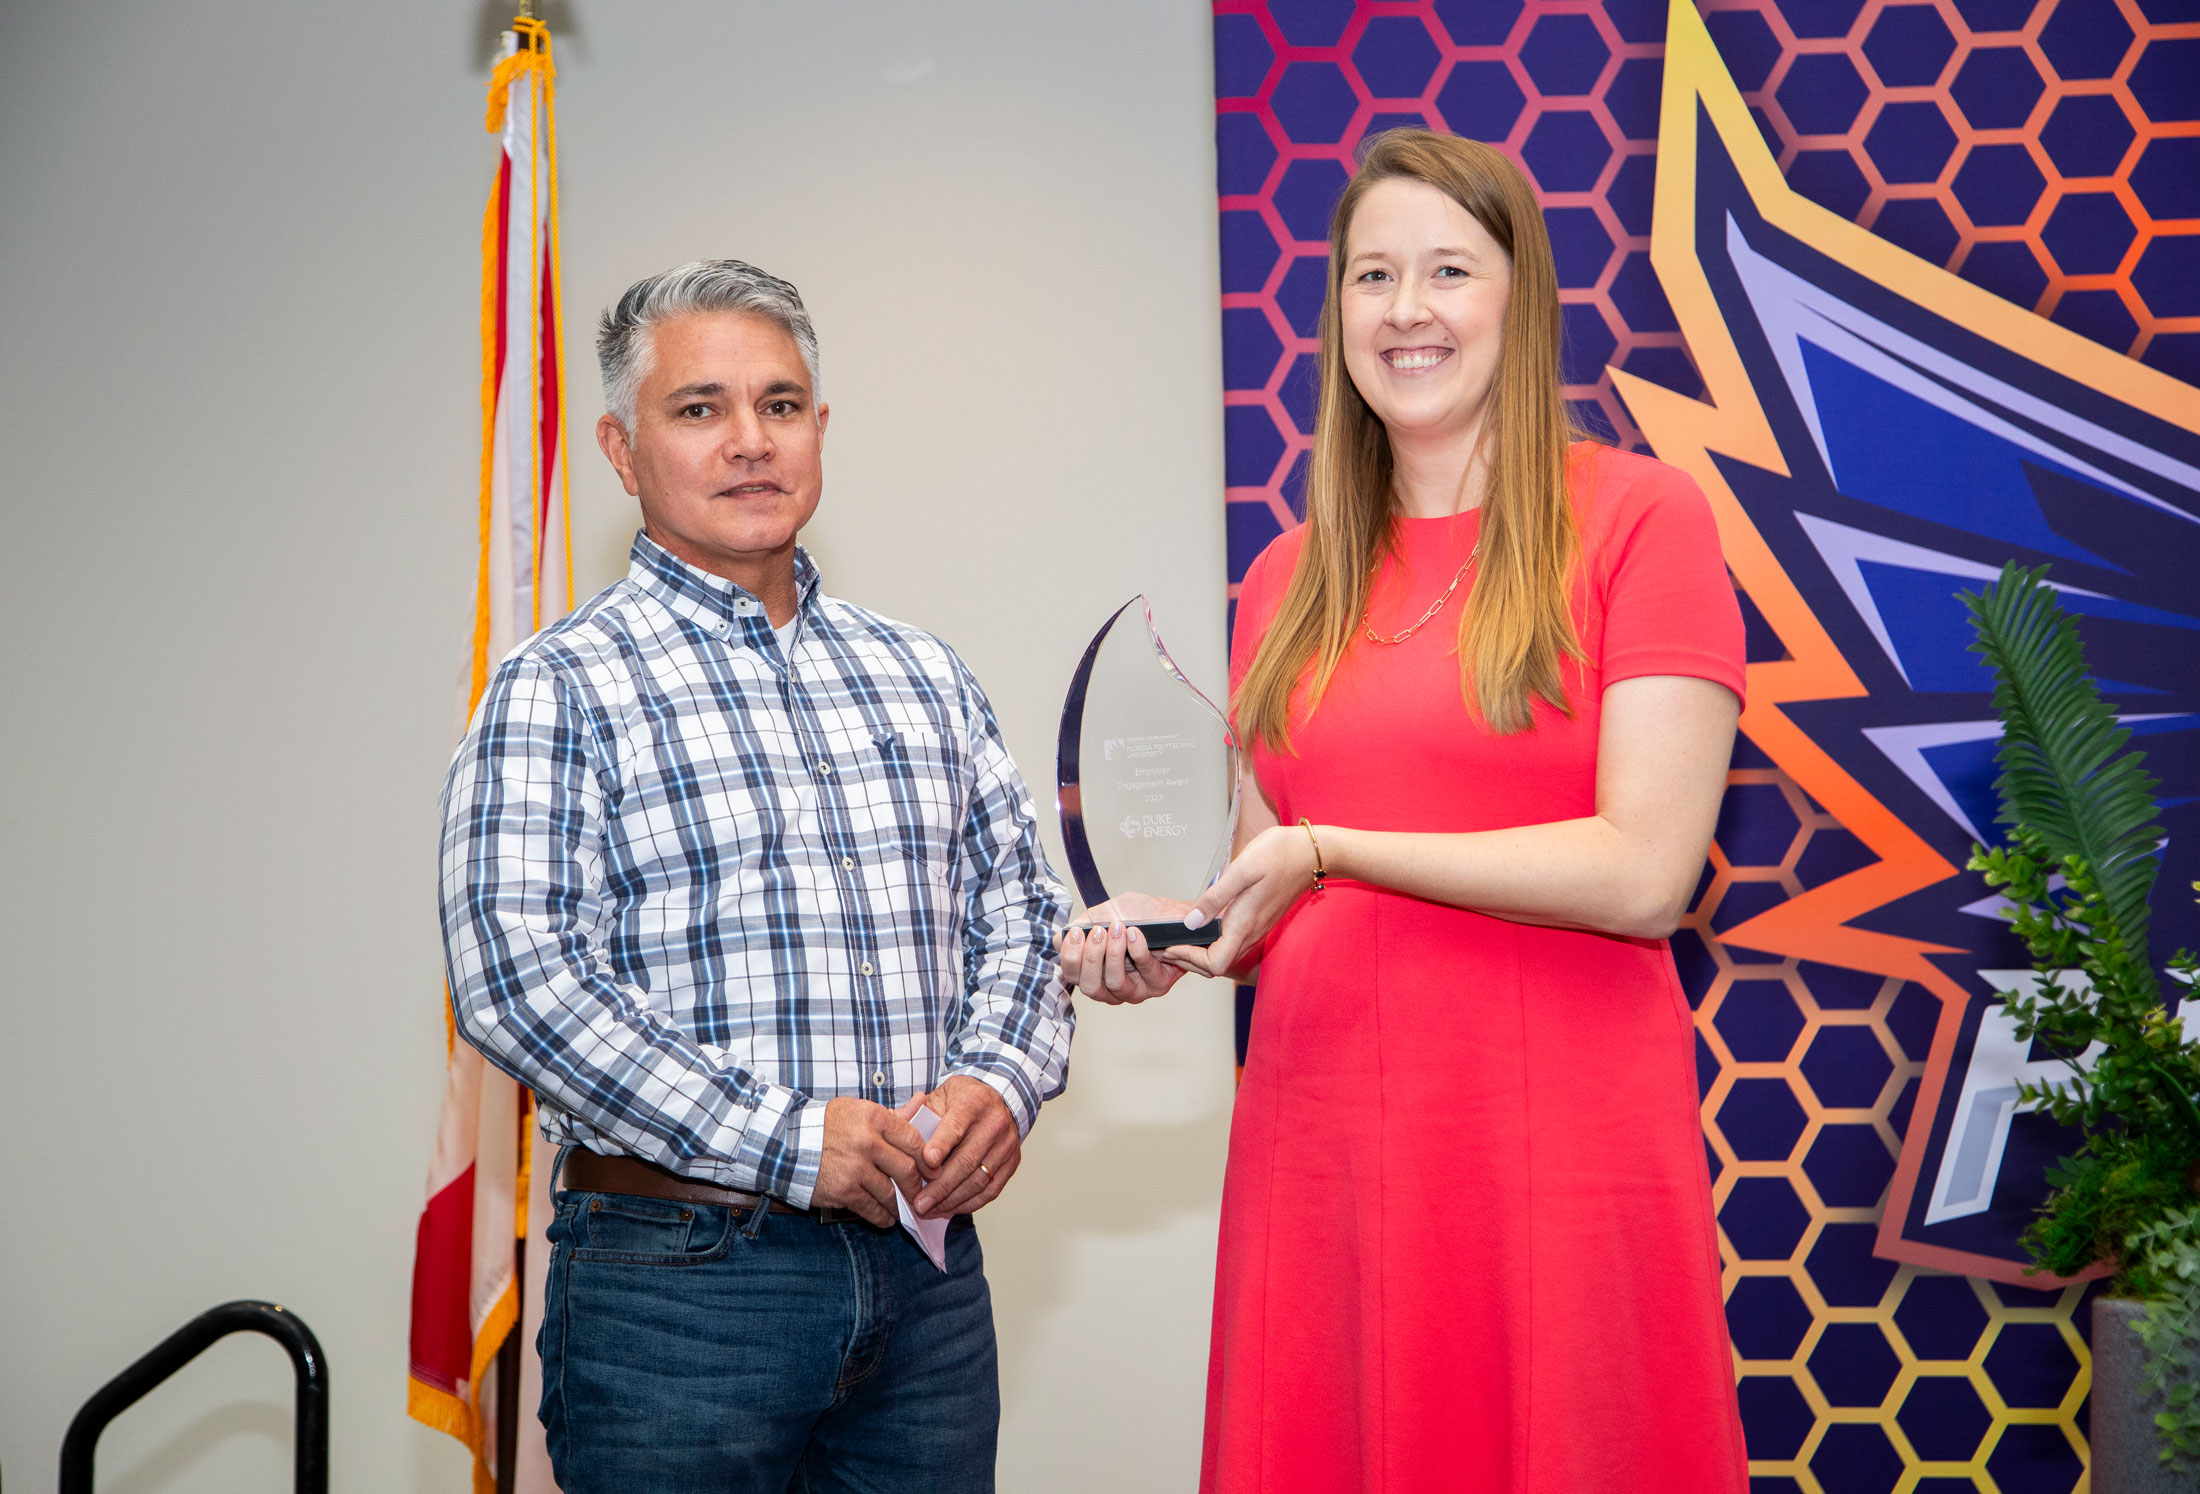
[408,15,570,1492]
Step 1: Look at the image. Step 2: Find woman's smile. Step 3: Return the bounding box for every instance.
[1381,346,1453,373]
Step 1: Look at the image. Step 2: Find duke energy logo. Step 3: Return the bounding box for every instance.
[1638,13,2200,1281]
[1120,813,1190,840]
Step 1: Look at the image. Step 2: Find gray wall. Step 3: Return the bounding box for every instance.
[0,3,1233,1489]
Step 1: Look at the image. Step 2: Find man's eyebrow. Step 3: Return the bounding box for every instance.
[661,379,809,402]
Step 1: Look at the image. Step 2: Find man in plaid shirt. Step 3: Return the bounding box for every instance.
[440,259,1073,1492]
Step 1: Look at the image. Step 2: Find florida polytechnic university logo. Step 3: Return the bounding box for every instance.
[1637,10,2200,1282]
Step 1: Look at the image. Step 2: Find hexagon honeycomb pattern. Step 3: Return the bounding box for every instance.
[1213,3,2196,1490]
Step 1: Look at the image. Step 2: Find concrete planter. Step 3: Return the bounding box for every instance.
[2092,1298,2193,1494]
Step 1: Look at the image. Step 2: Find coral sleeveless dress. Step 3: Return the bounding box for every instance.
[1201,446,1749,1494]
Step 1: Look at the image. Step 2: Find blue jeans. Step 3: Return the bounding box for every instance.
[538,1185,999,1493]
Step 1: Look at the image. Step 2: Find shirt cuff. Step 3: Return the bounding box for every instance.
[776,1094,827,1210]
[726,1084,825,1209]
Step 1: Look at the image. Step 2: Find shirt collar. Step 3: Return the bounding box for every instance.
[627,531,823,637]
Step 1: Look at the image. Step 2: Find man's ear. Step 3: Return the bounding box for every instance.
[596,413,642,497]
[815,402,830,447]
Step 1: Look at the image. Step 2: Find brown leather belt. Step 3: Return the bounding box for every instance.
[561,1149,863,1223]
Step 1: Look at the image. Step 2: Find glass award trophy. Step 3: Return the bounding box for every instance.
[1056,596,1240,949]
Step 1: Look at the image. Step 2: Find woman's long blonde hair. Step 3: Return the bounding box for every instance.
[1235,130,1585,749]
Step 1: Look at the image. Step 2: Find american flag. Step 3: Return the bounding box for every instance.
[407,15,569,1493]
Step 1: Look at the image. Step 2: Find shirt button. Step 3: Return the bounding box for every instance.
[841,856,855,870]
[818,761,834,775]
[713,621,729,637]
[860,961,875,976]
[871,1070,886,1086]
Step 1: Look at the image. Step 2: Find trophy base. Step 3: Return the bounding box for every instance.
[1132,919,1222,949]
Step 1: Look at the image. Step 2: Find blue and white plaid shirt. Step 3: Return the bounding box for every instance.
[440,533,1073,1208]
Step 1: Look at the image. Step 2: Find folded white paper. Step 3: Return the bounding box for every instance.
[896,1105,951,1272]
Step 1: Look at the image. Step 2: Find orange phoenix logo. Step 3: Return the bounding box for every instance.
[1634,4,2200,1283]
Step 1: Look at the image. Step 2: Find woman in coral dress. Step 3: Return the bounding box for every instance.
[1062,132,1749,1492]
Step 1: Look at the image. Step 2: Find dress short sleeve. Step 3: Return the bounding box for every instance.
[1589,452,1747,707]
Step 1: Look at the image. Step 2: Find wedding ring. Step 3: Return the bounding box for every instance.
[977,1162,993,1180]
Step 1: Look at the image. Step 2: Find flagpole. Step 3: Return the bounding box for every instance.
[496,1250,522,1494]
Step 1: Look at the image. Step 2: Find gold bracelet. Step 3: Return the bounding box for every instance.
[1298,817,1326,894]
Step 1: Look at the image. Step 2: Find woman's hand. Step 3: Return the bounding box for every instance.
[1162,822,1319,979]
[1057,893,1196,1004]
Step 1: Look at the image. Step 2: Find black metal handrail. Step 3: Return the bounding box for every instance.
[59,1299,328,1494]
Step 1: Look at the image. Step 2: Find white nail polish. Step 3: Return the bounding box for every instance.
[1183,909,1207,930]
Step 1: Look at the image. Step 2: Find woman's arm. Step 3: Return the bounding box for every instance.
[1334,674,1737,934]
[1164,675,1738,976]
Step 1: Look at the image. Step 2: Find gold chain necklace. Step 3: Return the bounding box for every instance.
[1360,542,1479,646]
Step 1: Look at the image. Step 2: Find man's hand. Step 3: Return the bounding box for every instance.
[911,1074,1020,1219]
[814,1096,928,1228]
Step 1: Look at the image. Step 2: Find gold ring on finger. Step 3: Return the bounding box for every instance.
[977,1162,992,1180]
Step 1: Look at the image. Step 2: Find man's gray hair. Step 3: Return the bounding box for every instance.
[596,259,822,431]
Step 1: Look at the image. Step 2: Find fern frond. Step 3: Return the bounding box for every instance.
[2152,1062,2200,1153]
[1962,562,2166,987]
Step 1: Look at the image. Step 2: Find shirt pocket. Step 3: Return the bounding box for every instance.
[864,727,968,873]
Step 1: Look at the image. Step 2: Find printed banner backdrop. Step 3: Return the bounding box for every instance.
[1212,0,2199,1488]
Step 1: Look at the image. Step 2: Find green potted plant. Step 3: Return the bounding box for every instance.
[1961,562,2200,1487]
